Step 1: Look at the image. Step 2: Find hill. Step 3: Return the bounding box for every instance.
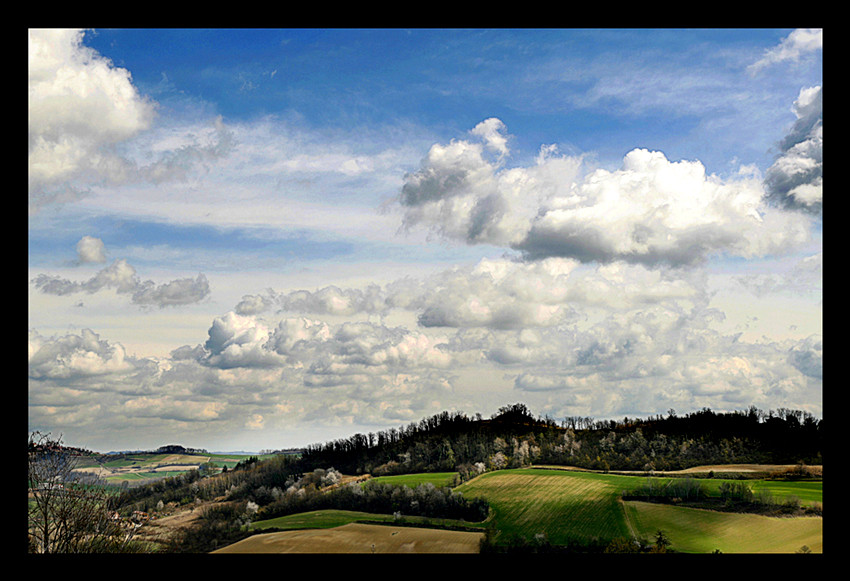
[298,403,822,476]
[98,402,822,553]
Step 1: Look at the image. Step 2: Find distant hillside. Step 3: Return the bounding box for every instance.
[154,444,209,455]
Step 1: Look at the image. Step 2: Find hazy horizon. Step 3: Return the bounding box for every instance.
[29,28,822,454]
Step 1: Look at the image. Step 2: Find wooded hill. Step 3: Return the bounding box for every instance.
[297,403,822,477]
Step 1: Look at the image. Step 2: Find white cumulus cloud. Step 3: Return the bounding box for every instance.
[398,120,813,266]
[28,29,156,208]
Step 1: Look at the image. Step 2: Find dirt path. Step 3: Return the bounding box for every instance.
[619,498,638,540]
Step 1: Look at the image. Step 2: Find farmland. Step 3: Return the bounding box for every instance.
[456,468,822,553]
[238,467,821,554]
[72,452,273,486]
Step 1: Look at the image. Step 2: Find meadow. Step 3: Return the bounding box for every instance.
[367,472,459,488]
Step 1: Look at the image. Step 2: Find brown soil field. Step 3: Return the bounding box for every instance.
[211,523,484,554]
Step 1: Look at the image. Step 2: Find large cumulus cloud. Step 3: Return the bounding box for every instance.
[28,29,155,208]
[29,251,823,447]
[196,311,452,377]
[28,328,136,380]
[397,119,813,267]
[28,29,235,212]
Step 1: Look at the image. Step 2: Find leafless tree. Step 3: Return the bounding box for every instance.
[28,431,142,553]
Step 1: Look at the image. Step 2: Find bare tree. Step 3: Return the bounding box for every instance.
[28,431,141,553]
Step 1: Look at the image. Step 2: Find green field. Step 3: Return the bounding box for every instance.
[250,509,397,531]
[455,468,822,553]
[367,472,459,488]
[624,501,822,553]
[457,469,635,545]
[248,508,478,533]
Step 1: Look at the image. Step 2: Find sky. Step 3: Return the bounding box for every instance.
[28,28,822,453]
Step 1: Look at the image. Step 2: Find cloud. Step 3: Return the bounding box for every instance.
[28,29,155,208]
[202,311,285,369]
[135,116,237,184]
[748,29,822,75]
[397,121,813,266]
[518,148,812,266]
[398,133,582,247]
[75,236,107,264]
[32,258,210,308]
[764,86,822,213]
[131,273,211,307]
[28,29,236,213]
[123,396,226,422]
[787,334,822,379]
[28,328,136,380]
[470,117,510,158]
[233,255,706,333]
[236,284,388,317]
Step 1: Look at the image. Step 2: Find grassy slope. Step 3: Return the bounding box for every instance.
[456,468,822,552]
[457,469,639,545]
[625,501,822,553]
[367,472,458,488]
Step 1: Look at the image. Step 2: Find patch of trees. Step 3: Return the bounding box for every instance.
[154,444,208,455]
[298,404,564,476]
[165,502,254,553]
[480,528,675,554]
[117,452,303,513]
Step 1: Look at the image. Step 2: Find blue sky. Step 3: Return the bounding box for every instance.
[29,29,822,452]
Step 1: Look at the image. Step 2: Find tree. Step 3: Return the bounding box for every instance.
[28,431,141,553]
[652,529,671,553]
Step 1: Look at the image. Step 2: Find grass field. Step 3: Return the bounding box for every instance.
[457,469,636,545]
[624,501,822,553]
[367,472,458,488]
[455,468,822,553]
